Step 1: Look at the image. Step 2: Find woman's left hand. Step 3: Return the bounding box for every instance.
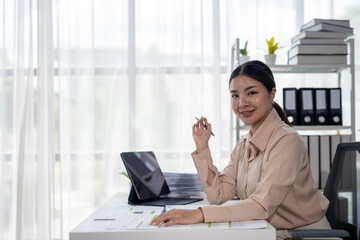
[150,208,204,227]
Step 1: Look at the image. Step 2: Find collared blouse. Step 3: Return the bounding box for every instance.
[192,108,329,229]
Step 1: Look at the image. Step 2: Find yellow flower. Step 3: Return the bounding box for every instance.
[266,37,279,54]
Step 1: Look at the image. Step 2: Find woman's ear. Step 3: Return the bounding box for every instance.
[270,88,276,102]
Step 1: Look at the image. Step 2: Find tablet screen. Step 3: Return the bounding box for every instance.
[120,151,170,200]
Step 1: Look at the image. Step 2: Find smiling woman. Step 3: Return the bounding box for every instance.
[150,61,332,240]
[1,0,359,239]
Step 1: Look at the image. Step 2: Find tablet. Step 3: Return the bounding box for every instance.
[120,151,202,206]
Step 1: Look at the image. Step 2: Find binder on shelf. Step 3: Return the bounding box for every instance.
[302,135,309,154]
[309,135,320,188]
[298,88,315,125]
[319,135,330,189]
[329,88,342,125]
[339,135,352,189]
[342,135,351,143]
[314,88,329,125]
[283,88,298,125]
[330,135,341,165]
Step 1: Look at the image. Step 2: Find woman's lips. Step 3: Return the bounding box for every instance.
[241,110,254,118]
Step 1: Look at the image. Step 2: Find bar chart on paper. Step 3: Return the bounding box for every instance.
[107,207,163,230]
[106,205,268,230]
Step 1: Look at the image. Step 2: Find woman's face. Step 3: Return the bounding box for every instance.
[230,75,275,133]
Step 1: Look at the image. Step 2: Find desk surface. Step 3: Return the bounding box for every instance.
[70,193,276,240]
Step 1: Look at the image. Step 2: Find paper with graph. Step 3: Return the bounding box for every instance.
[106,205,267,230]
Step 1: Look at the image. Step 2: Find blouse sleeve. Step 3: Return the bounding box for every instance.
[199,133,305,223]
[191,141,244,205]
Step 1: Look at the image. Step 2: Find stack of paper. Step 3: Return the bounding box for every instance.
[288,19,353,65]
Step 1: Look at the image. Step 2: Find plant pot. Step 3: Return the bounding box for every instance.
[239,55,250,64]
[264,54,277,65]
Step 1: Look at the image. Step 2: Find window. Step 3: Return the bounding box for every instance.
[1,1,359,239]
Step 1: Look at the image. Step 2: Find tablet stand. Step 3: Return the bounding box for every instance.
[128,185,157,204]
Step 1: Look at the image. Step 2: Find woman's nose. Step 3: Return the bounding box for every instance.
[239,96,248,107]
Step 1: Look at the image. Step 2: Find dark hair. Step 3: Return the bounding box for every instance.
[229,60,291,126]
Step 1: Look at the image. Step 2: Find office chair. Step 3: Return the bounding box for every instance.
[289,142,359,240]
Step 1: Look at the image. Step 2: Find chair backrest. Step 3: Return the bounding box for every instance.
[323,142,359,239]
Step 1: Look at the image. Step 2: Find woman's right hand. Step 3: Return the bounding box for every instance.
[192,117,212,153]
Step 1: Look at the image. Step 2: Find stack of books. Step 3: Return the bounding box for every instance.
[288,19,353,65]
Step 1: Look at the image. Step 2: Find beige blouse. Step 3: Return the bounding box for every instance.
[192,109,329,230]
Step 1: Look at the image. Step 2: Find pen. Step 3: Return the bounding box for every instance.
[195,117,215,137]
[161,205,167,214]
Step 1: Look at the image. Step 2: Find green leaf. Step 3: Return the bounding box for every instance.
[239,40,249,56]
[120,171,130,180]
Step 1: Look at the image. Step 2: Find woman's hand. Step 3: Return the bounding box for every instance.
[150,208,204,227]
[192,117,212,153]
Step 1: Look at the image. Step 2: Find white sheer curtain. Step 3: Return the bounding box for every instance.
[53,0,227,237]
[53,0,130,235]
[1,0,55,239]
[1,0,359,240]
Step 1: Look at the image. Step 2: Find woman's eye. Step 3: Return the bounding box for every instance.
[231,94,239,98]
[248,91,257,95]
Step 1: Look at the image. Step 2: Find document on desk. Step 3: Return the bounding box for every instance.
[106,205,267,230]
[93,203,129,220]
[95,205,163,221]
[106,207,163,230]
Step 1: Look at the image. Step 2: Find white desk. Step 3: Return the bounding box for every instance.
[70,193,276,240]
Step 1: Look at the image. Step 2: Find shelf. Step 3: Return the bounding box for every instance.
[293,125,352,131]
[235,125,352,132]
[231,38,355,143]
[267,64,350,73]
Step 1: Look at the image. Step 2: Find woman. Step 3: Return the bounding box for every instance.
[150,60,330,238]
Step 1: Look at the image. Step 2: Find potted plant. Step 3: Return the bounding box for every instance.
[264,37,279,65]
[239,40,250,64]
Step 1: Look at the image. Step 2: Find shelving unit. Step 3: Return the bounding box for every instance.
[229,38,358,229]
[230,38,356,147]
